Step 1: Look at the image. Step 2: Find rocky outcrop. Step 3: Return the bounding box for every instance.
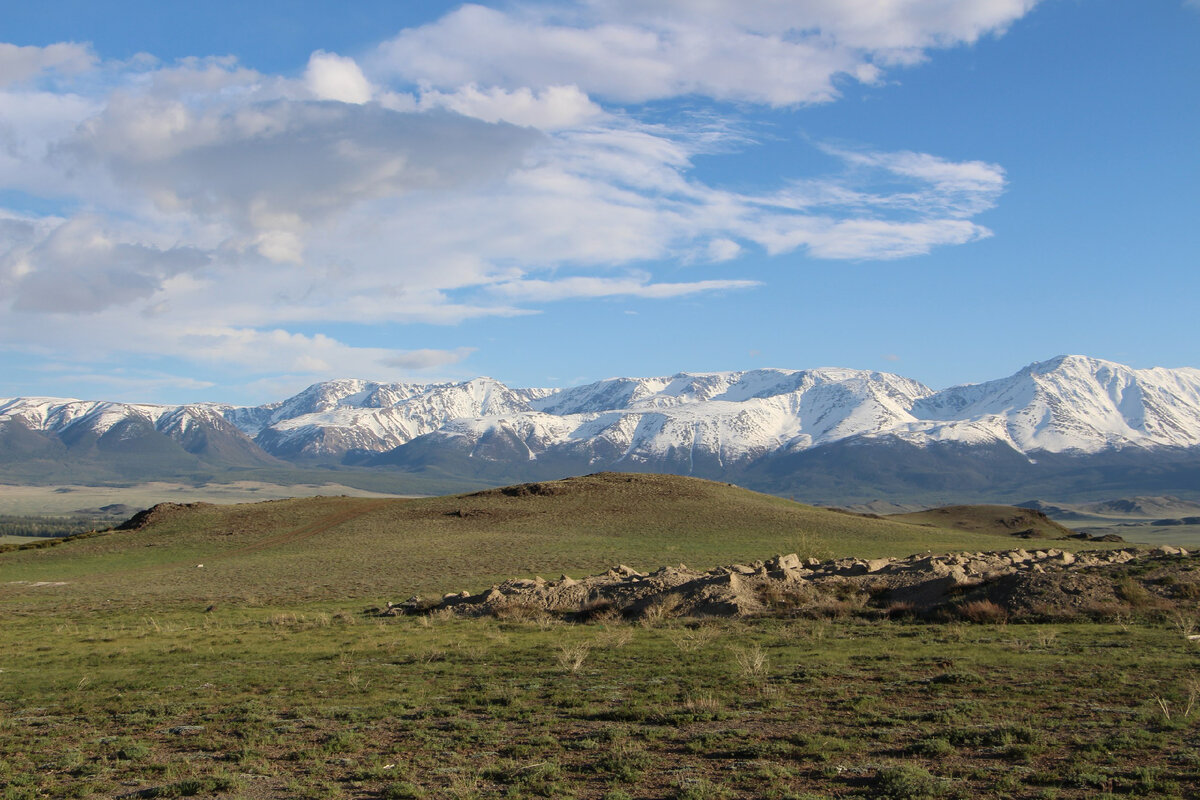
[373,545,1196,622]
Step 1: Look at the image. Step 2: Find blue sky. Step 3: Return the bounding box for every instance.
[1,0,1197,404]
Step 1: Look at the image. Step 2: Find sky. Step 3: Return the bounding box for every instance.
[1,0,1198,405]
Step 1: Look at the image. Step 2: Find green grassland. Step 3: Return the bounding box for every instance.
[2,473,1198,799]
[1105,524,1200,549]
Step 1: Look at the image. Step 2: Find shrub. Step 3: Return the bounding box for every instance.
[931,670,984,685]
[381,781,426,799]
[909,737,955,757]
[873,765,947,799]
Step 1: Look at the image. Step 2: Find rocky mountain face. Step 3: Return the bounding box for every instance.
[4,355,1199,501]
[0,397,279,482]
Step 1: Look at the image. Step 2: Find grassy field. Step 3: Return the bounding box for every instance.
[1069,521,1200,550]
[0,480,408,516]
[2,473,1197,799]
[3,611,1199,799]
[1106,524,1200,549]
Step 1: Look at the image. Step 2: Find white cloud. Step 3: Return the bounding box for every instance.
[2,215,209,312]
[0,42,96,87]
[489,274,760,301]
[0,5,1026,392]
[42,370,217,395]
[819,145,1007,217]
[13,317,475,381]
[705,238,742,262]
[381,347,477,370]
[61,83,540,262]
[373,1,1039,106]
[797,218,989,260]
[414,83,603,130]
[304,51,373,103]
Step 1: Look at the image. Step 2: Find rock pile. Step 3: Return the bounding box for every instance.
[373,545,1196,622]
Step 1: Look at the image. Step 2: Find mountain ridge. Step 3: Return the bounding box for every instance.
[3,355,1199,502]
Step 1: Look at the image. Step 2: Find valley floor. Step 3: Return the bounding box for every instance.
[2,609,1199,799]
[0,481,407,516]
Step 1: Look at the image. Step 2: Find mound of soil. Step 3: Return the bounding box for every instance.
[375,544,1198,623]
[115,502,212,531]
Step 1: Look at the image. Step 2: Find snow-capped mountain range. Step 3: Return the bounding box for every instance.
[3,356,1200,500]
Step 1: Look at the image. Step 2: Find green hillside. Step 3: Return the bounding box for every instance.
[0,472,1093,612]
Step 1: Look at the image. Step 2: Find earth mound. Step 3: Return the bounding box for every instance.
[115,502,213,531]
[375,545,1197,623]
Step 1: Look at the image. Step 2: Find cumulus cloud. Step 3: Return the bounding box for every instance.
[62,89,540,262]
[1,215,209,312]
[304,51,373,103]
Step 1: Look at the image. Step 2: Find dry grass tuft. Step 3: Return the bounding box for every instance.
[730,643,769,680]
[959,599,1009,624]
[556,641,591,673]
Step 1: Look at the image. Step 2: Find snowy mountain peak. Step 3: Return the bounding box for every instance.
[4,357,1199,474]
[910,355,1200,453]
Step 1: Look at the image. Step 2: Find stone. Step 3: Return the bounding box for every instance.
[776,553,803,571]
[168,725,205,736]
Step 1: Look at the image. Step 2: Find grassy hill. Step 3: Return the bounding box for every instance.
[886,503,1079,540]
[0,472,1088,612]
